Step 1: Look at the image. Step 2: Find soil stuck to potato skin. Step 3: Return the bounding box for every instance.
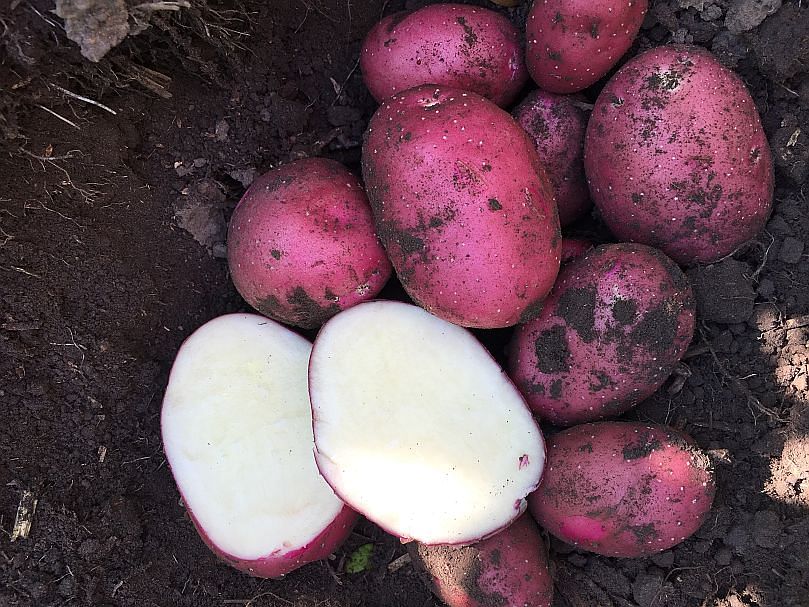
[1,1,808,607]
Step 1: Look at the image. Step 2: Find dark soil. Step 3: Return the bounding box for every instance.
[1,1,808,607]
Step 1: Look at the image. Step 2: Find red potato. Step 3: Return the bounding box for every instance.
[361,4,528,107]
[585,45,774,265]
[309,301,546,545]
[509,243,695,426]
[513,90,591,226]
[362,85,561,329]
[526,0,648,93]
[161,314,357,577]
[560,237,594,263]
[409,515,553,607]
[227,158,392,329]
[529,421,716,557]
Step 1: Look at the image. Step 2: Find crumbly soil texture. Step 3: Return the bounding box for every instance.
[1,1,808,606]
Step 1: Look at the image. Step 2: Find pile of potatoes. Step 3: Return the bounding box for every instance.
[160,2,774,605]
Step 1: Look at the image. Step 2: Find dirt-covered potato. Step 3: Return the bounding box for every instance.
[362,85,561,328]
[361,4,527,107]
[227,158,392,329]
[585,45,774,265]
[529,421,716,558]
[509,243,695,426]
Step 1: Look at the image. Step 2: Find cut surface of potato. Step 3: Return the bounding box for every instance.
[162,314,351,576]
[309,301,545,545]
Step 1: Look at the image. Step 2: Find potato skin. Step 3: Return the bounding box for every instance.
[509,243,695,425]
[409,515,553,607]
[585,45,774,265]
[529,422,715,558]
[227,158,392,329]
[362,85,561,328]
[513,90,591,226]
[526,0,648,93]
[559,237,593,264]
[361,4,528,107]
[187,505,358,578]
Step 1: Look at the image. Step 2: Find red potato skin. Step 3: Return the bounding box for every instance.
[513,90,591,226]
[361,4,528,107]
[509,243,695,426]
[560,237,594,264]
[227,158,392,329]
[186,503,358,578]
[529,422,715,558]
[585,45,774,265]
[526,0,648,93]
[408,515,553,607]
[362,86,561,329]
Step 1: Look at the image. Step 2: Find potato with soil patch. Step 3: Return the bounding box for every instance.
[227,158,392,329]
[585,45,774,265]
[509,243,695,425]
[362,85,561,328]
[409,514,553,607]
[529,421,715,557]
[526,0,648,93]
[361,4,527,107]
[513,90,591,226]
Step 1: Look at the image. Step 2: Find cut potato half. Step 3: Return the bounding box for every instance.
[162,313,356,577]
[309,302,545,545]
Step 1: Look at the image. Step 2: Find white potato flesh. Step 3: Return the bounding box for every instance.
[162,314,345,561]
[310,301,546,545]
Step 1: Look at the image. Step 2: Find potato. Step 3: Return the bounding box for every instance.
[509,243,695,426]
[161,314,357,577]
[309,301,546,545]
[409,515,553,607]
[526,0,648,93]
[585,45,774,265]
[513,90,591,226]
[362,85,561,328]
[227,158,392,329]
[529,421,715,557]
[361,4,528,107]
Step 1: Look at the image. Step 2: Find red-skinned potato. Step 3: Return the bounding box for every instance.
[529,422,715,558]
[509,243,695,426]
[161,314,357,577]
[227,158,392,329]
[409,515,553,607]
[526,0,648,93]
[361,4,528,107]
[309,301,546,545]
[362,85,561,329]
[513,90,591,226]
[585,45,774,265]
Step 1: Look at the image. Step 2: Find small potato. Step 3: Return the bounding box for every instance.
[585,45,774,265]
[509,243,695,426]
[409,515,553,607]
[227,158,392,329]
[560,237,594,264]
[513,90,591,226]
[526,0,648,93]
[361,4,528,107]
[529,421,715,558]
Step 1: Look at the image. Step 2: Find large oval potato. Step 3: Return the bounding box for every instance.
[526,0,648,93]
[361,4,528,107]
[227,158,392,329]
[529,422,716,558]
[509,243,695,426]
[585,45,774,265]
[362,85,561,328]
